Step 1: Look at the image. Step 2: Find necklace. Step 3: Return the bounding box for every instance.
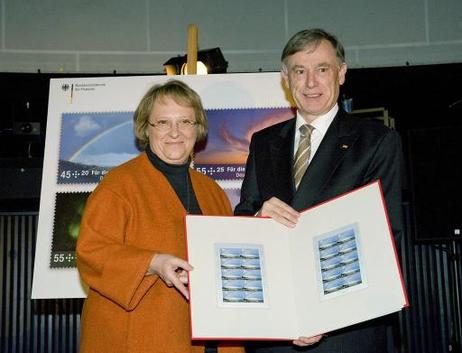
[186,172,190,214]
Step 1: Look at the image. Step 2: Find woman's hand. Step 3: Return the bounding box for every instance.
[147,253,193,299]
[293,334,324,347]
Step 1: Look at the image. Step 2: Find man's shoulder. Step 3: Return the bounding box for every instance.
[252,117,295,139]
[341,113,395,136]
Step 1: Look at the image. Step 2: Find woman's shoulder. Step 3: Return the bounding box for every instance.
[102,153,146,180]
[93,153,150,196]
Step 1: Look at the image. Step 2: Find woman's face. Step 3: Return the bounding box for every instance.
[147,96,198,165]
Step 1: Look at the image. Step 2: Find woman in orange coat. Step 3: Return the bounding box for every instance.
[76,80,243,353]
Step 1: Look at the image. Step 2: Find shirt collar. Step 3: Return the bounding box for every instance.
[295,104,339,135]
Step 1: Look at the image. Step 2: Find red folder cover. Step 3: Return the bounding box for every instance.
[185,181,408,340]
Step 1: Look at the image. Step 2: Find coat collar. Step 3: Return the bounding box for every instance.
[291,110,360,209]
[267,119,296,204]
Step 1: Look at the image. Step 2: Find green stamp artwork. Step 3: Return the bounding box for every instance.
[50,192,91,268]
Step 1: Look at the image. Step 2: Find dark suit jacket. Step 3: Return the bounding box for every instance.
[235,110,404,353]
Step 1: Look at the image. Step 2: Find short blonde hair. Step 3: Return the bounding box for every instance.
[134,80,208,150]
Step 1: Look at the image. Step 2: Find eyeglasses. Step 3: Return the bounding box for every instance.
[148,118,197,132]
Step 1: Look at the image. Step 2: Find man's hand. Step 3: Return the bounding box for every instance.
[293,334,324,347]
[257,197,300,228]
[147,253,193,299]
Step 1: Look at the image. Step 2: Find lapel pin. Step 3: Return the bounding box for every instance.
[341,144,349,149]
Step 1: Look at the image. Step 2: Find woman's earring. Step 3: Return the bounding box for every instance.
[189,151,195,168]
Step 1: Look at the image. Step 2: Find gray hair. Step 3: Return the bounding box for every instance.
[281,28,345,68]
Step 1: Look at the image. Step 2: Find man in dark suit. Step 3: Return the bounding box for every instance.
[235,28,403,353]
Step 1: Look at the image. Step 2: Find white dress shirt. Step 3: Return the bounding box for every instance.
[293,104,339,165]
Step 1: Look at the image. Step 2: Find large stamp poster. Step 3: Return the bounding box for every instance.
[31,73,295,299]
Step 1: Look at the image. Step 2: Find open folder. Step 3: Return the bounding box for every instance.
[185,181,408,340]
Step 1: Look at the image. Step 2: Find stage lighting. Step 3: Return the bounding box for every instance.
[164,48,228,75]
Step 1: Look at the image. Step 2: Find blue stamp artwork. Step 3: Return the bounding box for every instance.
[194,107,294,180]
[58,112,140,184]
[57,107,294,184]
[217,245,266,304]
[314,224,366,297]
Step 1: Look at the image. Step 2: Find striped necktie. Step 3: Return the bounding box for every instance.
[293,124,315,189]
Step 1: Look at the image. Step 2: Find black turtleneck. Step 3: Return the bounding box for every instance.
[146,147,201,215]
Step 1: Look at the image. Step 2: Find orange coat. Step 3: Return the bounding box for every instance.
[77,153,243,353]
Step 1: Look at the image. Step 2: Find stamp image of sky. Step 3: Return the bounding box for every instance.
[57,107,294,184]
[194,107,294,181]
[315,225,365,297]
[218,246,265,304]
[58,112,140,184]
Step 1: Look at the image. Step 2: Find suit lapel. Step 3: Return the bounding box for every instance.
[269,119,296,204]
[292,112,359,210]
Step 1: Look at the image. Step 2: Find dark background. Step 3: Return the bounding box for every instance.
[0,65,461,353]
[1,64,461,240]
[343,64,462,242]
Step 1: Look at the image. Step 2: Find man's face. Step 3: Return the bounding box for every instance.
[281,40,347,123]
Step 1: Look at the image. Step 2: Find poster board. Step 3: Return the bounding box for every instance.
[31,73,295,299]
[186,181,408,339]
